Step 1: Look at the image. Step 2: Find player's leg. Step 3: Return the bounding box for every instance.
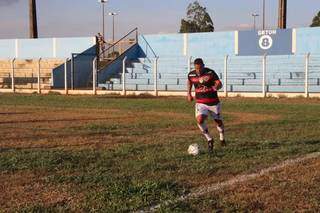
[214,119,226,146]
[196,114,211,141]
[209,103,226,146]
[195,103,214,152]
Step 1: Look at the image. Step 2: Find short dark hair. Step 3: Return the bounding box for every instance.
[194,58,204,65]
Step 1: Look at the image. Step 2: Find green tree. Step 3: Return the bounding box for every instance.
[179,1,214,33]
[310,11,320,27]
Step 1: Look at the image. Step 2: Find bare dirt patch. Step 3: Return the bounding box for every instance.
[152,111,281,139]
[0,105,281,151]
[0,106,140,150]
[0,171,81,211]
[225,111,280,125]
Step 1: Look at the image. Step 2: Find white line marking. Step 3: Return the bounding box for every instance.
[139,152,320,212]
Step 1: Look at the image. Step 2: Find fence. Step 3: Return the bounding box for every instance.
[1,54,320,97]
[0,58,66,92]
[0,57,99,94]
[103,54,320,97]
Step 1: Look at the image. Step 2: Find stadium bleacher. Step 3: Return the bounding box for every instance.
[100,54,320,93]
[0,28,320,94]
[0,59,65,89]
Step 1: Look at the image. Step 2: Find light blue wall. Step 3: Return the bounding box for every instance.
[187,31,234,57]
[296,27,320,54]
[139,27,320,58]
[0,36,97,89]
[0,39,15,58]
[139,32,235,58]
[0,37,95,59]
[56,37,95,58]
[2,27,320,92]
[138,32,234,58]
[105,28,320,93]
[18,38,53,58]
[138,34,184,58]
[2,27,320,60]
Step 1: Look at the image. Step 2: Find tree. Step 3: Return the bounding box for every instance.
[29,0,38,38]
[179,1,214,33]
[310,11,320,27]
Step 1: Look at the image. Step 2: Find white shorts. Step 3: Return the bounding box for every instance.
[195,102,223,120]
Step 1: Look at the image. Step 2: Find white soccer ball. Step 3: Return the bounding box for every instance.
[188,143,200,156]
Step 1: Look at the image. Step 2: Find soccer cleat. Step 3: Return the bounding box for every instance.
[208,139,214,153]
[220,140,226,147]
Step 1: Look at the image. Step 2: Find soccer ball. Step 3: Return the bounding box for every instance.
[188,143,200,156]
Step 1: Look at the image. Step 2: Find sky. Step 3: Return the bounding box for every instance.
[0,0,320,40]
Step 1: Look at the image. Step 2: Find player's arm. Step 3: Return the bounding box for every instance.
[187,78,194,102]
[212,71,223,91]
[214,79,222,90]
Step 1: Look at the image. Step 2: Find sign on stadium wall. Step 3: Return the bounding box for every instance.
[235,29,294,56]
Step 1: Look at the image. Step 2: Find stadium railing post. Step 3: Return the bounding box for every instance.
[262,54,267,98]
[37,58,42,94]
[188,56,192,73]
[71,54,74,90]
[11,58,16,93]
[153,57,159,96]
[64,58,68,95]
[305,53,310,98]
[92,57,97,95]
[122,56,127,96]
[188,56,192,95]
[224,55,229,97]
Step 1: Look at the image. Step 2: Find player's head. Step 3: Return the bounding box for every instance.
[194,58,204,72]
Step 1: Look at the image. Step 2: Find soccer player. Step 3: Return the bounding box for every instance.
[187,58,226,153]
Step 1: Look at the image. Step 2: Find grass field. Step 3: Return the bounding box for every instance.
[0,94,319,212]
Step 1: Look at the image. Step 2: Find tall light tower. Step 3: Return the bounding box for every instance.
[108,12,118,45]
[262,0,266,30]
[99,0,108,38]
[252,13,259,30]
[278,0,287,29]
[29,0,38,38]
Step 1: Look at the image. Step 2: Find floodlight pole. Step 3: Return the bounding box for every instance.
[37,58,41,94]
[263,0,266,30]
[109,12,118,45]
[109,12,118,53]
[252,13,259,30]
[99,0,108,38]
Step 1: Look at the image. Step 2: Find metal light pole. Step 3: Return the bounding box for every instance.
[99,0,108,38]
[108,12,118,45]
[262,0,266,30]
[252,13,259,30]
[109,12,118,56]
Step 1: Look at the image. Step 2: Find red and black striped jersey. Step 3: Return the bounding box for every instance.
[188,68,221,106]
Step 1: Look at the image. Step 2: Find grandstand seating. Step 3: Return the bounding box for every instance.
[0,59,65,89]
[99,54,320,93]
